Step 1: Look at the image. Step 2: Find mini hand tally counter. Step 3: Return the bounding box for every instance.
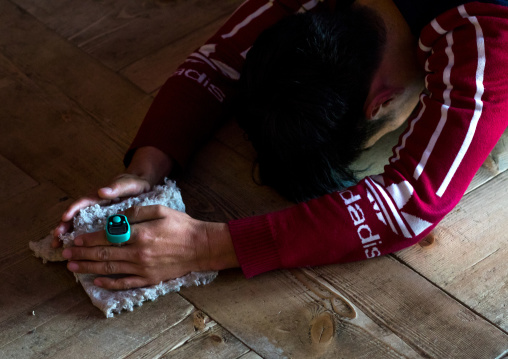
[105,215,130,245]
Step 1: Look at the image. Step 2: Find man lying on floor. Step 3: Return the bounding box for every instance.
[53,0,508,289]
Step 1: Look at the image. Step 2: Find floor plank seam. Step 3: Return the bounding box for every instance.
[494,348,508,359]
[214,137,256,164]
[0,6,143,151]
[176,292,265,358]
[0,294,89,350]
[389,254,508,336]
[0,178,40,202]
[0,53,131,166]
[115,12,231,74]
[119,305,196,358]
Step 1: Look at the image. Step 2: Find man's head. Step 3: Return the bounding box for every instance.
[236,4,422,202]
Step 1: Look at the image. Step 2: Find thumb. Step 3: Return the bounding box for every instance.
[97,186,116,198]
[98,176,150,199]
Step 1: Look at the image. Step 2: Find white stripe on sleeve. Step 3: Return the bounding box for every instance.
[419,38,432,53]
[222,2,274,39]
[436,5,486,197]
[414,31,455,180]
[431,18,447,35]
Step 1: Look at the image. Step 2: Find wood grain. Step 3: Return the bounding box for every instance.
[0,51,125,197]
[125,310,250,359]
[396,170,508,331]
[179,139,293,223]
[1,0,507,357]
[181,264,508,359]
[121,15,230,94]
[0,155,38,201]
[10,0,244,71]
[236,352,264,359]
[0,290,201,358]
[0,1,152,145]
[0,182,70,261]
[160,321,250,359]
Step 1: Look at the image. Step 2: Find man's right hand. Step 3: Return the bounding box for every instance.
[52,146,174,248]
[52,174,152,248]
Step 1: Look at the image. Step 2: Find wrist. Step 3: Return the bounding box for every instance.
[202,222,239,271]
[126,146,173,186]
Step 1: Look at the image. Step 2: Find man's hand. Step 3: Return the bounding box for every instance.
[53,174,151,247]
[61,205,239,290]
[53,146,173,248]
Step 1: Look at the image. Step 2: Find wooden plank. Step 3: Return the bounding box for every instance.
[0,255,77,325]
[179,140,293,224]
[395,170,508,331]
[0,154,38,201]
[10,0,244,72]
[0,290,202,358]
[0,182,71,263]
[312,261,508,357]
[125,310,249,359]
[182,271,415,359]
[0,181,77,334]
[0,1,153,145]
[214,120,259,162]
[0,51,125,197]
[0,286,87,347]
[158,321,249,359]
[181,264,508,359]
[121,15,229,94]
[236,352,264,359]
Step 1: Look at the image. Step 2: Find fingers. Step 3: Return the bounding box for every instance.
[62,244,137,262]
[66,260,139,277]
[56,174,151,236]
[124,205,168,224]
[61,195,112,223]
[73,230,110,247]
[73,223,140,247]
[51,235,63,249]
[52,221,72,247]
[94,276,153,290]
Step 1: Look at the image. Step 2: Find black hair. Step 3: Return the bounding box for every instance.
[235,6,387,202]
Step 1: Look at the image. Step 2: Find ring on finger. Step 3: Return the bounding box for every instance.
[105,214,130,246]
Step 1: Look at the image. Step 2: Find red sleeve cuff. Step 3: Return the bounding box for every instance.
[228,214,281,278]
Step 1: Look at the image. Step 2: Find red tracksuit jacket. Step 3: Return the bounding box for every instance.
[126,0,508,277]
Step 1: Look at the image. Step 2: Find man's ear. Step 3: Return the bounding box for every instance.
[365,89,395,120]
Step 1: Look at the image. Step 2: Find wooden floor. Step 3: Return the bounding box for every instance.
[1,0,507,358]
